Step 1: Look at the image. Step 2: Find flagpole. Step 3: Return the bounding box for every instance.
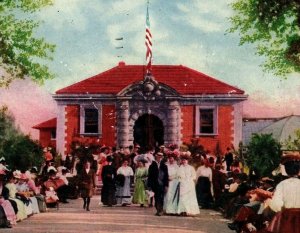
[145,0,152,75]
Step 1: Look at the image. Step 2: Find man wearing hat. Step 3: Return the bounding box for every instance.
[148,152,169,216]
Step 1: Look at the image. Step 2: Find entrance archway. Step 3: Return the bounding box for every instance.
[133,114,164,150]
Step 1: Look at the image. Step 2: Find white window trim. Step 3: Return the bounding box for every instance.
[80,104,102,136]
[195,105,218,136]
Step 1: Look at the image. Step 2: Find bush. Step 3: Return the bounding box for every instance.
[245,134,281,177]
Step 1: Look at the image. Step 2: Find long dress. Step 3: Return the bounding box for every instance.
[101,164,116,206]
[16,182,40,214]
[196,165,213,208]
[5,183,27,221]
[132,167,148,205]
[164,163,179,214]
[116,166,133,205]
[176,164,200,215]
[0,185,17,225]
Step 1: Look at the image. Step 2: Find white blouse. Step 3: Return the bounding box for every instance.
[196,165,212,182]
[177,164,196,182]
[117,166,134,177]
[166,163,179,180]
[269,177,300,212]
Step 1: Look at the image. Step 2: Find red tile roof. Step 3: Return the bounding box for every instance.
[56,63,244,95]
[32,118,57,129]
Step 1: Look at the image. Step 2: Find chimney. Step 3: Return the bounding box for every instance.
[118,61,126,67]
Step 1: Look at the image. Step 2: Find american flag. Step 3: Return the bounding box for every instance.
[145,2,152,73]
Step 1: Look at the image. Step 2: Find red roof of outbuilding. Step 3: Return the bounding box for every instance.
[32,118,57,129]
[56,63,244,95]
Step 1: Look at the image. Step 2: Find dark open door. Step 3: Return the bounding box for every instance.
[133,114,164,151]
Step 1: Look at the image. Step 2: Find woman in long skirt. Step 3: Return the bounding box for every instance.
[101,156,116,206]
[176,155,200,216]
[164,153,179,214]
[196,159,213,209]
[132,160,148,207]
[78,161,96,211]
[5,174,27,221]
[116,159,134,206]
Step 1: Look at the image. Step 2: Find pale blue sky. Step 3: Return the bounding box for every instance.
[1,0,299,137]
[34,0,299,110]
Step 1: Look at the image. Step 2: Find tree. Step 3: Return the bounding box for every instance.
[228,0,300,76]
[0,0,55,87]
[283,129,300,150]
[0,106,44,170]
[245,133,282,177]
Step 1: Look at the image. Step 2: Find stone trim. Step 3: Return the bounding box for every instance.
[56,105,66,157]
[79,103,102,136]
[195,105,218,136]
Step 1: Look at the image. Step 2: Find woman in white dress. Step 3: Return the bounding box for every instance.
[176,155,200,216]
[164,153,179,214]
[116,159,134,206]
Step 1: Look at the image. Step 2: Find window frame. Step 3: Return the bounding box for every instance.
[195,105,218,136]
[80,104,102,136]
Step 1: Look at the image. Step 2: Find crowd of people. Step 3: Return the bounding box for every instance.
[0,152,74,228]
[1,144,299,233]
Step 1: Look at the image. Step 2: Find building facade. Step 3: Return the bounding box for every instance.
[35,62,247,156]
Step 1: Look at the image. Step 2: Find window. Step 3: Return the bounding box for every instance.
[80,105,102,135]
[50,129,56,139]
[195,106,217,135]
[84,108,99,133]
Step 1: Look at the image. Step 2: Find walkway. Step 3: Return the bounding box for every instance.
[2,198,232,233]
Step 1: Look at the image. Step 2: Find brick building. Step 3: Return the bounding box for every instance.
[34,62,247,156]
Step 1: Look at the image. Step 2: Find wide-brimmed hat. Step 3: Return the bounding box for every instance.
[281,151,300,164]
[13,170,22,179]
[47,166,57,173]
[137,158,148,164]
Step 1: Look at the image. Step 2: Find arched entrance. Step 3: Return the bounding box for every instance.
[133,114,164,150]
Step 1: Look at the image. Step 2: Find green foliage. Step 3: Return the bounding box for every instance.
[228,0,300,76]
[245,133,281,177]
[283,129,300,150]
[0,106,44,170]
[0,0,55,87]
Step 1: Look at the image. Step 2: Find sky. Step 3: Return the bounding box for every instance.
[0,0,299,138]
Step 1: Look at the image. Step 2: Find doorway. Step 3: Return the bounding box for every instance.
[133,114,164,151]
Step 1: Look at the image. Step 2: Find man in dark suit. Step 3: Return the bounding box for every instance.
[224,147,234,172]
[147,152,169,216]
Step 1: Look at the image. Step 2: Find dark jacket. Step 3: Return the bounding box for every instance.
[147,160,169,191]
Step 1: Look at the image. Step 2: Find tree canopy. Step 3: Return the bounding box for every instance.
[228,0,300,76]
[0,106,44,171]
[0,0,55,87]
